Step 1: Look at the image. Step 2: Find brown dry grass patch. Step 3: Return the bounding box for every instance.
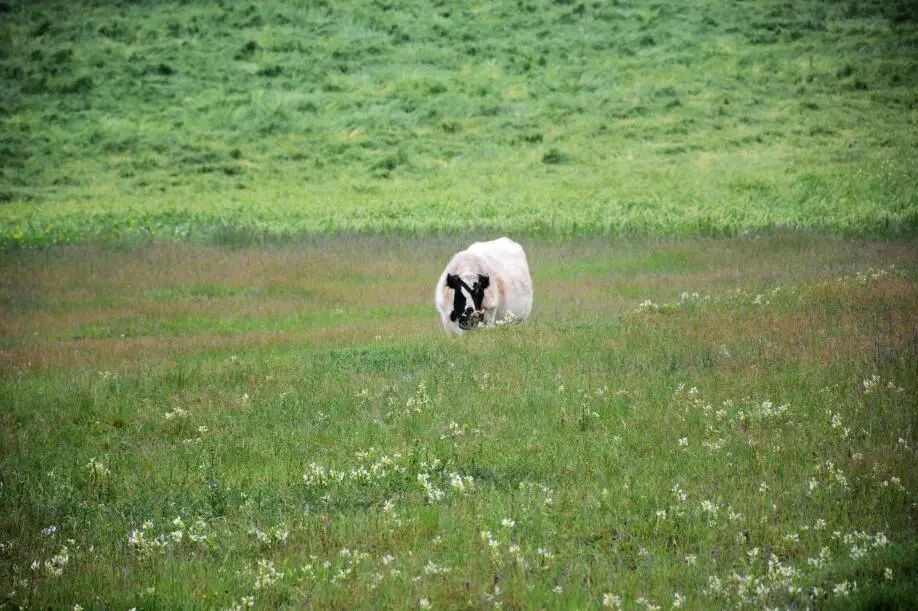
[2,236,915,375]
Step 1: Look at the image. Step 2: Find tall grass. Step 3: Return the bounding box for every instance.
[2,0,918,246]
[1,236,916,608]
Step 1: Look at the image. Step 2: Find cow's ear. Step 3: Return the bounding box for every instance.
[477,274,490,290]
[446,274,460,289]
[449,309,459,321]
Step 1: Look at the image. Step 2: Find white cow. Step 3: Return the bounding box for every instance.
[435,237,533,335]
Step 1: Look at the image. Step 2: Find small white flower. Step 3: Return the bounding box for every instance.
[419,597,432,609]
[685,554,697,565]
[636,596,661,611]
[553,585,563,594]
[423,560,449,575]
[603,592,622,608]
[884,567,893,581]
[672,592,685,608]
[863,374,880,393]
[500,518,515,529]
[85,457,110,478]
[678,437,688,447]
[833,581,851,597]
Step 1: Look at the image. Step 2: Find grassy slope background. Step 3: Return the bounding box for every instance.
[1,0,918,245]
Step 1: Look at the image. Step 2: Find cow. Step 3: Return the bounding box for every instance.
[434,237,533,335]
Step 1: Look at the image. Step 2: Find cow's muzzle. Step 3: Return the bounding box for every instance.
[457,309,484,330]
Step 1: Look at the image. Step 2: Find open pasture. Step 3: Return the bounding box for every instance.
[2,0,918,245]
[1,235,916,609]
[2,0,918,607]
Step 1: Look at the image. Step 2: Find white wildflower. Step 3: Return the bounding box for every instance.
[636,299,659,312]
[863,374,880,394]
[164,407,189,419]
[85,457,110,478]
[44,545,70,577]
[636,596,661,611]
[672,484,688,503]
[833,581,852,597]
[253,559,283,590]
[423,560,449,575]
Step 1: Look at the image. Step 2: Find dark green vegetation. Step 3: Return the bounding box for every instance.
[2,0,918,245]
[1,236,916,608]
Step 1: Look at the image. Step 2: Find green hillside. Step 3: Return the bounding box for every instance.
[1,0,917,245]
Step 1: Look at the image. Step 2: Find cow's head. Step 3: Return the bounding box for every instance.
[446,273,490,330]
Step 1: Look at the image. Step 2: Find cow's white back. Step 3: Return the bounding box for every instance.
[435,237,533,335]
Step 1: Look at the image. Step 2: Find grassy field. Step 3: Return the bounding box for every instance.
[1,0,918,246]
[1,235,916,609]
[2,0,918,608]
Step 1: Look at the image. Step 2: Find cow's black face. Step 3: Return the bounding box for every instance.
[446,273,489,330]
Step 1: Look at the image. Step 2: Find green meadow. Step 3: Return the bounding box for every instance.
[1,237,917,609]
[1,0,917,245]
[2,0,918,609]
